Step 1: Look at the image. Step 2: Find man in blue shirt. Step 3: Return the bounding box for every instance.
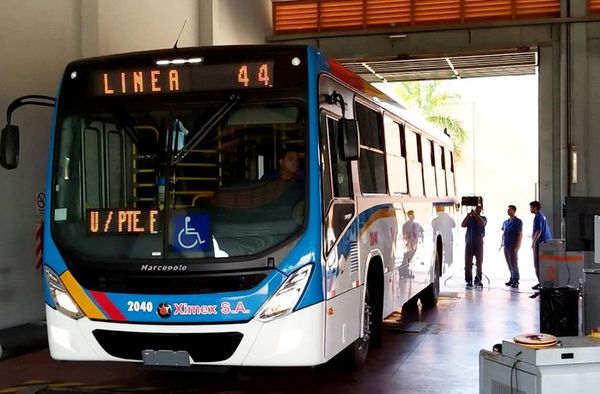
[461,205,487,289]
[501,205,522,288]
[530,200,552,290]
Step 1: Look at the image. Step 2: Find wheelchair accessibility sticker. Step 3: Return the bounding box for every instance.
[172,214,211,253]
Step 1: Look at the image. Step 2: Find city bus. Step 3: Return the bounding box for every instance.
[0,45,456,367]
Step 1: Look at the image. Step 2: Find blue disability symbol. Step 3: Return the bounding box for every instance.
[174,214,211,252]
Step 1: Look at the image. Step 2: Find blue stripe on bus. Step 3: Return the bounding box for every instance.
[42,269,56,309]
[291,47,326,310]
[43,80,66,308]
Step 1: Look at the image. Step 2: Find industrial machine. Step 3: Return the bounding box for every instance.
[539,240,583,288]
[583,216,600,334]
[538,240,582,336]
[480,336,600,394]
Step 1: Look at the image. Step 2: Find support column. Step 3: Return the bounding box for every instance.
[538,30,563,237]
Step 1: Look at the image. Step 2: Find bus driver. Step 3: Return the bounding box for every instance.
[262,149,302,181]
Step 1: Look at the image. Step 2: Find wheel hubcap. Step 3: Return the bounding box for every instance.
[358,301,372,351]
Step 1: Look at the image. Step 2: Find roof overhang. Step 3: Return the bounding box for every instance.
[339,49,537,82]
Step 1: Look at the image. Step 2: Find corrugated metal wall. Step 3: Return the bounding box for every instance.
[272,0,564,34]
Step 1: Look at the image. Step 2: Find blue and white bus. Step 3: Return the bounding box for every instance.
[1,45,456,367]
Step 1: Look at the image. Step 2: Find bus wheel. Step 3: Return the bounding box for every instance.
[420,273,439,308]
[344,287,372,368]
[420,248,441,308]
[403,295,419,309]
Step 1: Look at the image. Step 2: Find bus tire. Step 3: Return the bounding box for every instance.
[343,259,383,368]
[344,286,372,369]
[420,273,439,308]
[366,262,383,346]
[420,241,442,308]
[403,296,419,310]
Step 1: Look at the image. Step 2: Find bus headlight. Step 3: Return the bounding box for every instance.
[257,264,313,322]
[44,267,83,320]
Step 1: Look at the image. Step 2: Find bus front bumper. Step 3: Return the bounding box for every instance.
[46,302,326,366]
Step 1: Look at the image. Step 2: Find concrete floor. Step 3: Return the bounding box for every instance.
[0,268,540,394]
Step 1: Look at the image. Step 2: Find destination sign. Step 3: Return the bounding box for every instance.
[92,61,274,96]
[87,209,160,235]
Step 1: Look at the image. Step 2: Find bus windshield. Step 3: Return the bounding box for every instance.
[52,100,306,262]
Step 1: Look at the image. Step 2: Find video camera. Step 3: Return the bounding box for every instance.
[461,195,483,208]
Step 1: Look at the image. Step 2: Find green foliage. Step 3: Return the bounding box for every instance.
[393,81,467,158]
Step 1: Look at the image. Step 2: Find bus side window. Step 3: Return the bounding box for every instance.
[319,116,333,211]
[434,144,447,196]
[422,137,436,197]
[356,102,387,194]
[400,124,407,159]
[327,118,351,198]
[384,115,407,194]
[440,146,446,170]
[440,146,448,196]
[447,150,456,196]
[416,133,423,164]
[406,129,424,196]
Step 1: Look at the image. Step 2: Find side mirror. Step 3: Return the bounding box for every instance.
[339,119,359,161]
[0,125,20,169]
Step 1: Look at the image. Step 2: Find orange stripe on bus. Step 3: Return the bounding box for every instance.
[358,208,396,238]
[60,271,107,320]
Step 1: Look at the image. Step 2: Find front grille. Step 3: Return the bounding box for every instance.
[74,271,266,294]
[93,330,243,362]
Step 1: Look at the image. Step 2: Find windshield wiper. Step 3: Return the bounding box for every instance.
[171,94,240,165]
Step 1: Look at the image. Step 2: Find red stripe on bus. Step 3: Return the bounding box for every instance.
[89,291,127,321]
[539,255,583,262]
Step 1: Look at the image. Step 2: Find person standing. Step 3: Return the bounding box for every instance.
[530,201,552,290]
[431,205,456,265]
[501,205,522,288]
[462,205,487,289]
[402,210,424,264]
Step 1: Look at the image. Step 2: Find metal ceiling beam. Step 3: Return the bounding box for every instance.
[340,50,537,82]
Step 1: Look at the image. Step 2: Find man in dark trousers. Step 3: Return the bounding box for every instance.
[462,205,487,289]
[501,205,522,288]
[530,200,552,290]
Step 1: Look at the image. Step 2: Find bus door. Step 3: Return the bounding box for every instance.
[320,113,359,358]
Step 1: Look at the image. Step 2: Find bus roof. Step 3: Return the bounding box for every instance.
[65,44,310,66]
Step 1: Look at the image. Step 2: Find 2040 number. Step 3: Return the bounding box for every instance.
[127,301,153,312]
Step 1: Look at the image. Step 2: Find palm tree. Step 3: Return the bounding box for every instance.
[393,81,467,158]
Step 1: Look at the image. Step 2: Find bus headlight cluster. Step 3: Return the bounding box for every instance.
[44,267,83,320]
[257,264,313,322]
